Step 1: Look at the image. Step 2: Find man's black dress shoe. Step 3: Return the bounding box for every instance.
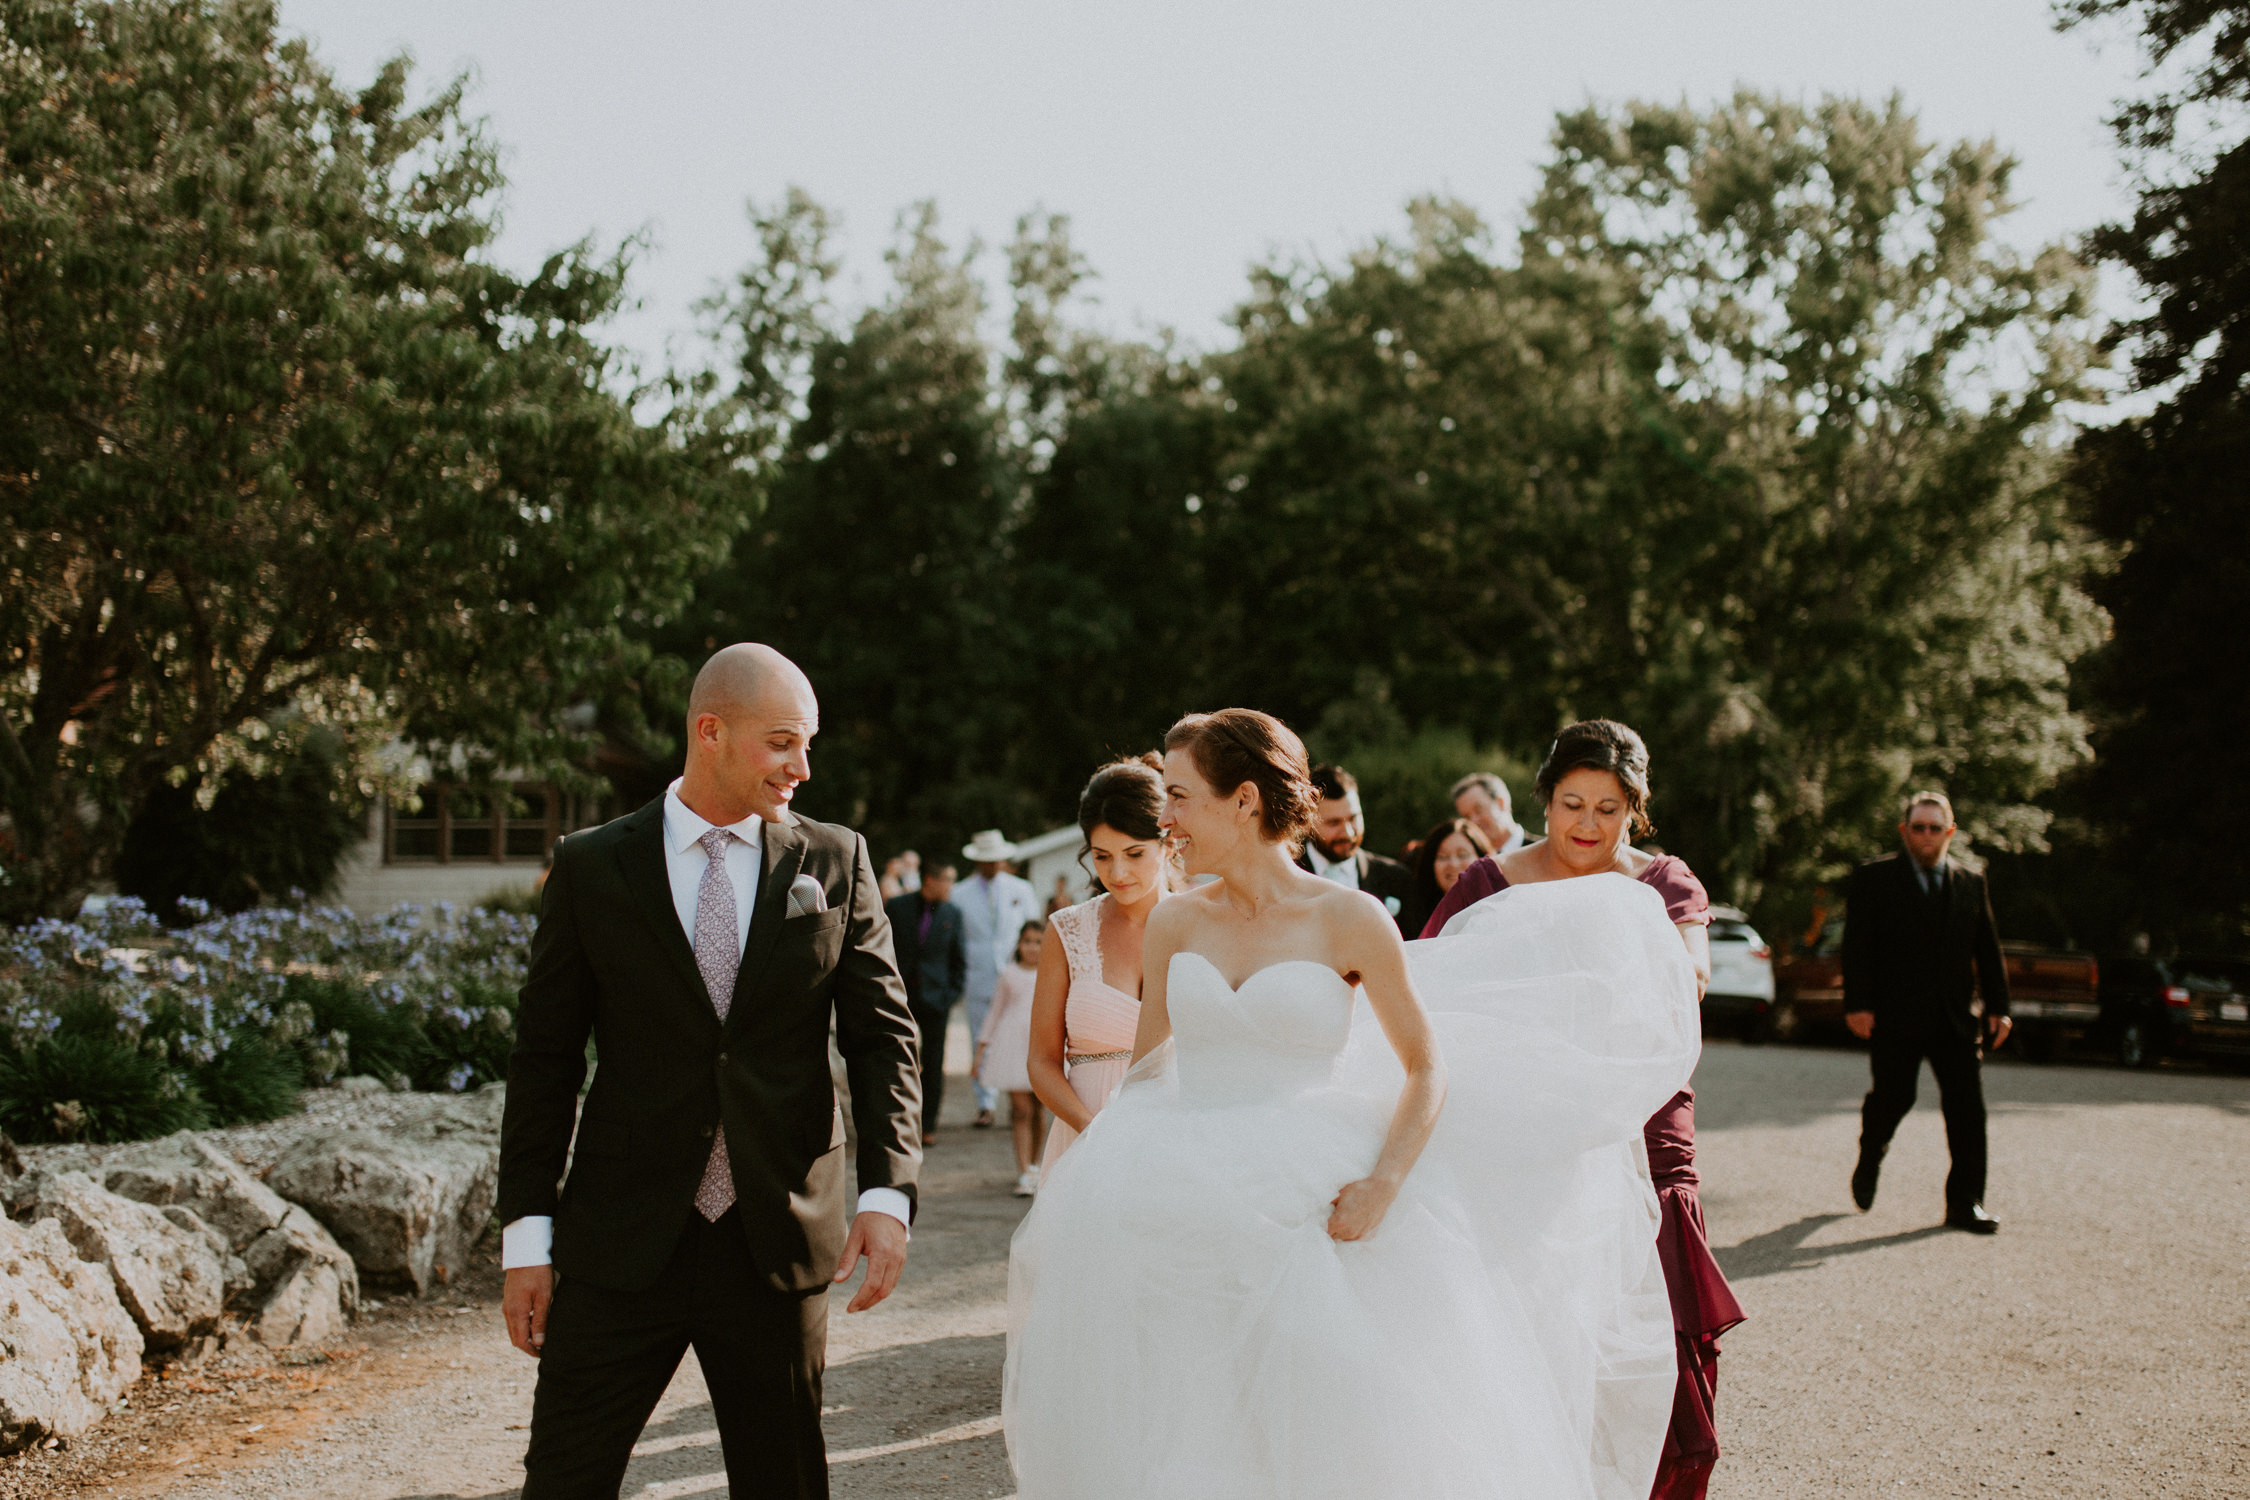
[1850,1156,1879,1212]
[1945,1204,2000,1234]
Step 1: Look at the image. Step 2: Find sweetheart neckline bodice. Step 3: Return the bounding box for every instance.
[1169,950,1356,996]
[1163,952,1358,1106]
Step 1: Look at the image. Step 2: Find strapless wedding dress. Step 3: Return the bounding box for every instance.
[1004,873,1701,1500]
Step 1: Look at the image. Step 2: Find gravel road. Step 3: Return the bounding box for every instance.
[24,1032,2248,1500]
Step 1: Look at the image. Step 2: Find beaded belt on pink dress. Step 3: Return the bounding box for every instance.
[1067,1050,1132,1065]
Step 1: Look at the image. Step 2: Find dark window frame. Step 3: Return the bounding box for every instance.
[383,783,582,866]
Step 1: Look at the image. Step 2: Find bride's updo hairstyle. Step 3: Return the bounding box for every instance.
[1534,719,1654,836]
[1164,709,1319,846]
[1077,753,1166,871]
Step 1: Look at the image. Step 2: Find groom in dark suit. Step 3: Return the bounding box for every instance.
[498,643,923,1499]
[1843,791,2011,1234]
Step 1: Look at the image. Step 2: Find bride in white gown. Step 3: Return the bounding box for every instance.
[1004,709,1702,1499]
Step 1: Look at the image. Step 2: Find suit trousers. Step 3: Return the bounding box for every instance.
[522,1207,829,1500]
[911,1002,950,1136]
[1858,1019,1987,1214]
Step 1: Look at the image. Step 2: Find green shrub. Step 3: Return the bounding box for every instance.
[416,978,519,1092]
[195,1029,305,1126]
[475,884,545,918]
[286,974,431,1089]
[113,733,367,923]
[0,1033,210,1144]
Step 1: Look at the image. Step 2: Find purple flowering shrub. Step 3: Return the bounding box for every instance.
[0,898,532,1143]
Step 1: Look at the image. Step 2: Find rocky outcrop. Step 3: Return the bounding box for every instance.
[267,1129,496,1295]
[89,1133,358,1346]
[0,1213,142,1452]
[13,1172,227,1352]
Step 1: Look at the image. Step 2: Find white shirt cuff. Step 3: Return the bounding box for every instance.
[856,1187,913,1235]
[501,1215,553,1269]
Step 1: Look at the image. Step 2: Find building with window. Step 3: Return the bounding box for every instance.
[330,781,614,913]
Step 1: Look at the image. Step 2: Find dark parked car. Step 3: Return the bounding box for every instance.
[1772,918,1846,1040]
[2097,955,2250,1068]
[1775,920,2101,1059]
[1999,945,2101,1061]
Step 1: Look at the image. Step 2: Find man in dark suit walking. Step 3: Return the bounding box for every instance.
[498,644,923,1499]
[1298,764,1414,928]
[885,863,967,1147]
[1843,791,2012,1234]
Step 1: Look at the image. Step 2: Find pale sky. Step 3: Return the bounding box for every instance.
[278,0,2152,375]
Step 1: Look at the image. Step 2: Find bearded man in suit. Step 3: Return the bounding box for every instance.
[1297,764,1413,924]
[498,643,922,1498]
[1843,790,2012,1234]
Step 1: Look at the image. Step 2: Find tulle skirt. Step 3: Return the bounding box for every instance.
[1005,874,1702,1500]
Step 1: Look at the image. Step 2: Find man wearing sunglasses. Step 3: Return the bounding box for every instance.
[1842,791,2012,1234]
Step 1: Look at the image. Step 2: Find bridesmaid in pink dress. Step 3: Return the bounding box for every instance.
[1028,756,1172,1169]
[1422,720,1747,1500]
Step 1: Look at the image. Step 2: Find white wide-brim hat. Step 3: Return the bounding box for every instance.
[961,829,1018,862]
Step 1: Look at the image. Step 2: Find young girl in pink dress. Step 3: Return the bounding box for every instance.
[1029,755,1171,1169]
[977,921,1049,1196]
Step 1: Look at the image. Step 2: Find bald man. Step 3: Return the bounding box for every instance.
[498,644,922,1499]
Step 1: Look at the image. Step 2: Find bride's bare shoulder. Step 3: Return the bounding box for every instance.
[1147,885,1221,940]
[1308,880,1395,934]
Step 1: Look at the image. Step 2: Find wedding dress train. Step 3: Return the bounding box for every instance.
[1004,873,1701,1499]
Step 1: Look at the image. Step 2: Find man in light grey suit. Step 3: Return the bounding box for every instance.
[954,830,1043,1124]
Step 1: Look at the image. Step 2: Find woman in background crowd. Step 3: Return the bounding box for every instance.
[977,920,1050,1197]
[879,849,921,901]
[1028,755,1171,1167]
[1398,815,1492,939]
[1422,719,1745,1500]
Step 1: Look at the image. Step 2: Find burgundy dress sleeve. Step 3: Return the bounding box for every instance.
[1642,855,1712,927]
[1417,856,1508,939]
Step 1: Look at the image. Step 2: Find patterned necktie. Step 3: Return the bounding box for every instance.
[692,827,742,1222]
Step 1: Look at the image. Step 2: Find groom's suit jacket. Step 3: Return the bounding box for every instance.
[499,798,922,1295]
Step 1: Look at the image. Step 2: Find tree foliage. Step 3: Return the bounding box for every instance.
[0,0,747,918]
[668,95,2103,932]
[2056,0,2250,948]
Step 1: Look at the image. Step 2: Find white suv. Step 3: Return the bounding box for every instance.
[1704,906,1778,1040]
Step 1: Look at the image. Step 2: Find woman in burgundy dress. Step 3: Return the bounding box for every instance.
[1422,719,1746,1500]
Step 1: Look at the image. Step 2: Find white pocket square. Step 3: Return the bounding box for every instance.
[785,874,828,918]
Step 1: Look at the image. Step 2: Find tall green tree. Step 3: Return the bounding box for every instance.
[691,200,1031,853]
[680,101,2108,919]
[2060,0,2250,948]
[0,0,746,919]
[1173,96,2103,915]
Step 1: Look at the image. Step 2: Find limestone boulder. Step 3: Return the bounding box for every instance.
[17,1172,226,1351]
[267,1129,495,1294]
[0,1214,141,1452]
[88,1133,357,1345]
[236,1207,357,1345]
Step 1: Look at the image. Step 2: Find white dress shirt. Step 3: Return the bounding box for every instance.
[502,781,908,1270]
[1305,844,1361,890]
